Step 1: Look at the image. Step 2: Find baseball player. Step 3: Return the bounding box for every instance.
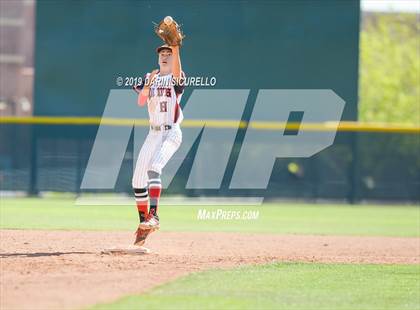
[132,44,185,246]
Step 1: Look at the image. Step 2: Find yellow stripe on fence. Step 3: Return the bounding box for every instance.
[1,116,419,133]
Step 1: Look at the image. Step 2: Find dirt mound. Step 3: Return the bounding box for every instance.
[1,230,419,310]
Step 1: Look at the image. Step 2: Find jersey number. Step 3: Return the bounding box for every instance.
[160,101,168,112]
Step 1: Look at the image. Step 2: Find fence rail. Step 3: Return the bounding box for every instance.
[1,116,419,133]
[0,119,419,203]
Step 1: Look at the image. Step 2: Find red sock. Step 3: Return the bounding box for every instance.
[136,200,148,222]
[149,186,161,216]
[134,188,149,222]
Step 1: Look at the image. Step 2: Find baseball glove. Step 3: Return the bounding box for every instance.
[154,16,185,46]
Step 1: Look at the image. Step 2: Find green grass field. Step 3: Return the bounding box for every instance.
[93,263,420,310]
[1,198,419,236]
[1,198,419,310]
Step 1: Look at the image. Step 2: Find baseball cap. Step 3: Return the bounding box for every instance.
[156,44,172,53]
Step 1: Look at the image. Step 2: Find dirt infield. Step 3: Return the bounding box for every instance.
[1,230,419,310]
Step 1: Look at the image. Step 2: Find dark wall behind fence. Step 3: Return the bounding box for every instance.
[34,0,359,118]
[8,1,418,202]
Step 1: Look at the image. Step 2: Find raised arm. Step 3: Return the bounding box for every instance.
[171,45,182,81]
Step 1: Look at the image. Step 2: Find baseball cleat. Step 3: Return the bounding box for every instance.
[134,225,152,246]
[139,214,160,231]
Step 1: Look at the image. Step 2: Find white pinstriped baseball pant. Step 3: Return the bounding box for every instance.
[132,124,182,189]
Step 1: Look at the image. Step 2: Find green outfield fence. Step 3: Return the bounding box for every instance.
[24,1,367,203]
[0,117,419,203]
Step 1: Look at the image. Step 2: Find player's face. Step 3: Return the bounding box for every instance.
[158,49,173,73]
